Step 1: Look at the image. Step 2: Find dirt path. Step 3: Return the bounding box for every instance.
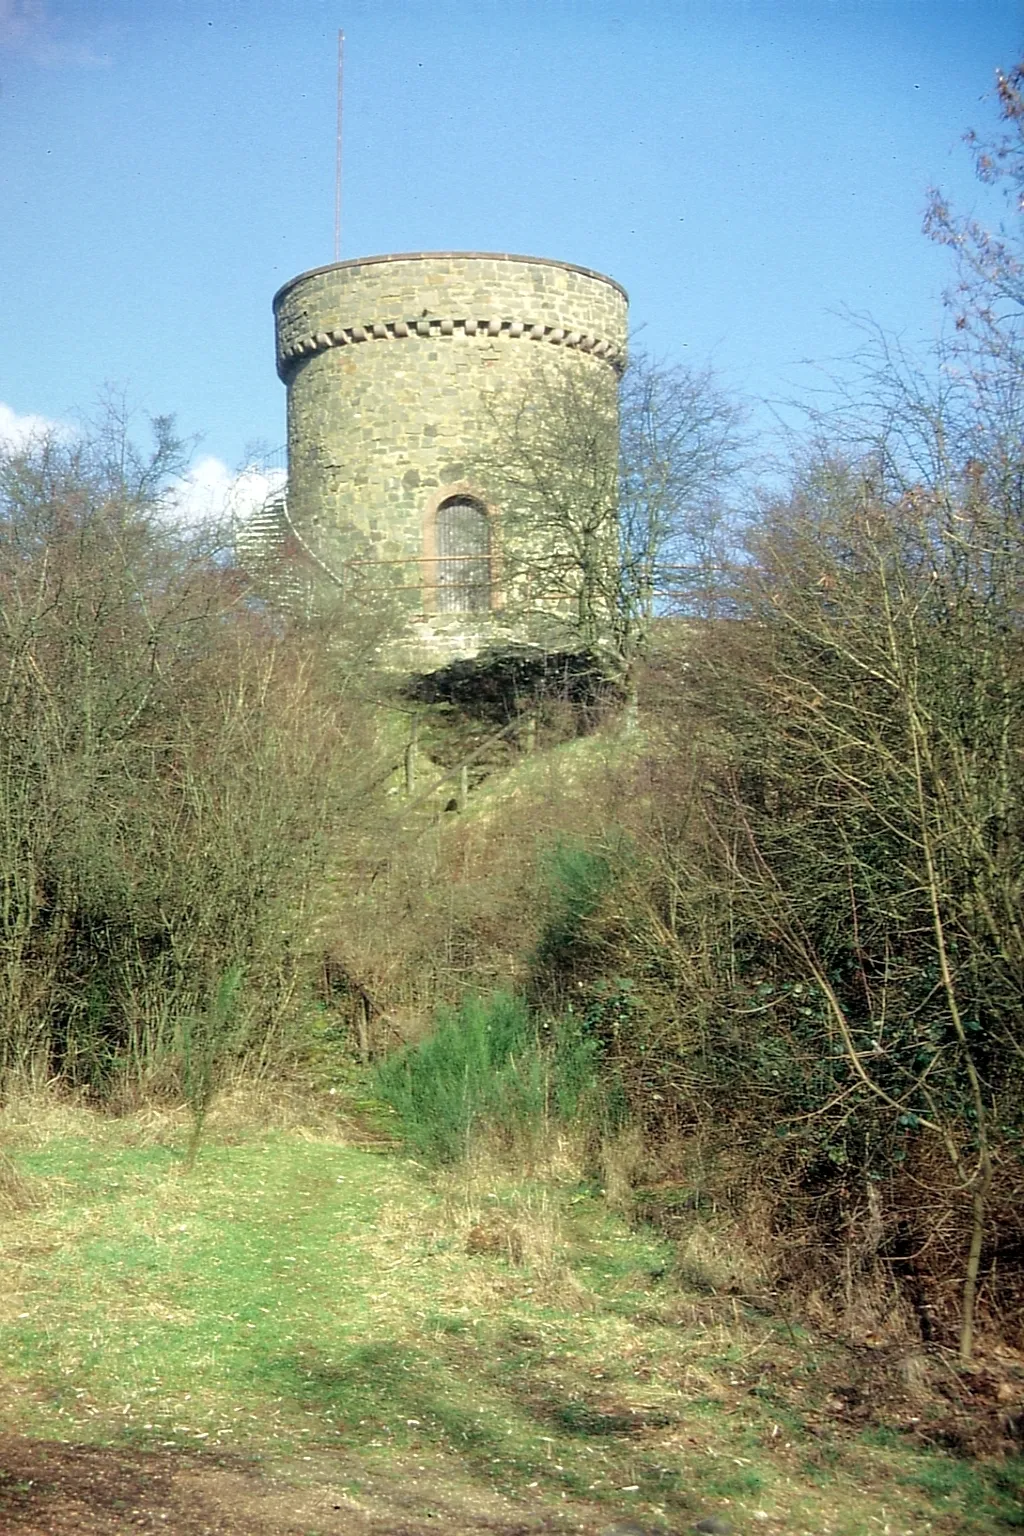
[0,1435,621,1536]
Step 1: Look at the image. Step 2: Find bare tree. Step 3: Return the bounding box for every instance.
[475,360,621,657]
[618,353,746,636]
[0,411,387,1105]
[475,350,745,677]
[717,461,1022,1362]
[925,60,1024,372]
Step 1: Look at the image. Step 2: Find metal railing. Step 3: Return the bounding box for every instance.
[238,492,719,613]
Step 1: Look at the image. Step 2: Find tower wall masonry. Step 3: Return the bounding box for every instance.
[273,252,629,665]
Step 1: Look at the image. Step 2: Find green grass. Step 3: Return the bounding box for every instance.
[0,1105,1020,1535]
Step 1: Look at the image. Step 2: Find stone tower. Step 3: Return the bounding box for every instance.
[271,251,628,668]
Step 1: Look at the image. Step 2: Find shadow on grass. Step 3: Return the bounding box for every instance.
[246,1332,734,1516]
[249,1333,1024,1531]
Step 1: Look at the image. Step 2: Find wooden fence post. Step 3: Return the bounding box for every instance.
[404,720,419,795]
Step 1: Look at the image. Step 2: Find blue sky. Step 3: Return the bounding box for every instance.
[0,0,1020,513]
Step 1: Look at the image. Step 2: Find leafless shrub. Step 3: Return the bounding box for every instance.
[0,412,387,1106]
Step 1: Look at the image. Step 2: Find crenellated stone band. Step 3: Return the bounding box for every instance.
[277,318,626,379]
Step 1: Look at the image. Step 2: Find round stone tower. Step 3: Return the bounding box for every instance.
[273,251,628,667]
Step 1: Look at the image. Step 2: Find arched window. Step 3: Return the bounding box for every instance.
[435,496,492,612]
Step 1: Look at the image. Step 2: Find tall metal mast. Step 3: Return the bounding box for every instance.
[333,29,345,262]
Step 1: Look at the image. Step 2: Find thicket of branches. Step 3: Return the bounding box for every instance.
[473,350,746,675]
[0,416,382,1103]
[599,454,1023,1358]
[520,66,1024,1359]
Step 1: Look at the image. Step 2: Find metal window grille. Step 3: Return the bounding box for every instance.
[436,496,492,612]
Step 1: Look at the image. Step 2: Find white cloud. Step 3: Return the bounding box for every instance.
[0,0,42,48]
[0,400,64,450]
[167,455,286,531]
[0,0,110,66]
[0,410,286,532]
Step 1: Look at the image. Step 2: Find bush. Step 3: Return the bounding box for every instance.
[531,838,619,1002]
[546,453,1024,1359]
[0,416,385,1100]
[374,993,543,1163]
[373,989,626,1166]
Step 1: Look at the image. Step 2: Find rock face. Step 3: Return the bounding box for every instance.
[272,251,628,668]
